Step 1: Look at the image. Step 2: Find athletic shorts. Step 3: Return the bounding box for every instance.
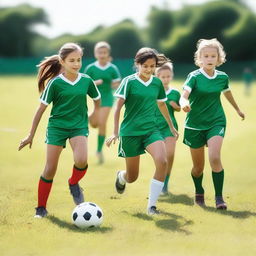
[158,126,176,139]
[183,126,226,149]
[118,130,164,157]
[100,92,114,107]
[46,127,88,148]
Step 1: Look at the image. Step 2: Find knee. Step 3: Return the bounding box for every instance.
[156,155,167,170]
[74,159,87,169]
[192,166,204,177]
[209,155,221,167]
[126,172,138,183]
[43,165,57,180]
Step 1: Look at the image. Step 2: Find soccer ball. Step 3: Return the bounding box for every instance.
[72,202,103,229]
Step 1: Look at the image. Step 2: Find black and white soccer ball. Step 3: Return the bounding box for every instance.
[72,202,103,229]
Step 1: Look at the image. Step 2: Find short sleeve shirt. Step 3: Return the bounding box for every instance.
[183,68,230,130]
[114,73,167,136]
[40,73,100,129]
[155,88,180,130]
[84,61,121,96]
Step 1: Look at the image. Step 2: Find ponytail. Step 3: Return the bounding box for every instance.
[37,55,62,92]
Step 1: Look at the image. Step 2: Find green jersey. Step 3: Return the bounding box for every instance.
[40,73,100,130]
[183,68,230,130]
[84,61,121,106]
[155,87,180,130]
[115,73,167,136]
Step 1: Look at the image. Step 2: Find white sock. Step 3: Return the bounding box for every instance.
[148,179,164,209]
[118,170,126,185]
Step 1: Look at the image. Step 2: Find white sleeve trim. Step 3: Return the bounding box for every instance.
[40,99,49,105]
[112,78,121,82]
[92,95,101,100]
[222,87,231,93]
[183,85,192,92]
[114,94,126,99]
[157,97,167,102]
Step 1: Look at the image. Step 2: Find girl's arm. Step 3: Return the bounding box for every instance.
[89,98,101,128]
[223,90,245,120]
[112,80,120,90]
[94,79,103,86]
[157,101,179,139]
[179,90,191,112]
[170,101,181,112]
[106,97,125,147]
[18,103,47,151]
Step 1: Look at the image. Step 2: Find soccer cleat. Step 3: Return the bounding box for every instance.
[115,171,126,194]
[147,206,160,215]
[195,194,205,206]
[34,206,48,218]
[215,196,227,210]
[68,182,84,205]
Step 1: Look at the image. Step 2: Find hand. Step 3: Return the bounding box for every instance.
[89,110,99,128]
[182,105,191,112]
[237,109,245,120]
[106,134,119,147]
[94,79,103,86]
[171,127,179,140]
[18,135,33,151]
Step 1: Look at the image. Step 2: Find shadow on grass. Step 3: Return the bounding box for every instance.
[158,193,194,206]
[132,211,193,235]
[47,215,113,233]
[202,206,256,219]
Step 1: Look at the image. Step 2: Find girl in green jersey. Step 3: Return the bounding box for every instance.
[106,48,178,215]
[19,43,101,218]
[180,39,245,210]
[85,41,121,164]
[155,63,181,195]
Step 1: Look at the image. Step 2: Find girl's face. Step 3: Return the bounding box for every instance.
[95,47,110,63]
[157,69,173,88]
[200,47,218,72]
[137,58,156,81]
[61,50,82,76]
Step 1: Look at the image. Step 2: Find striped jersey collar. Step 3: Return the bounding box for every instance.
[95,61,111,70]
[199,68,217,79]
[135,73,153,86]
[59,73,82,85]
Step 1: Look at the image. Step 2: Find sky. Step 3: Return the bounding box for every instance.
[1,0,255,38]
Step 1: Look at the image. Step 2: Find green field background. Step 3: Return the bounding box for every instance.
[0,76,255,256]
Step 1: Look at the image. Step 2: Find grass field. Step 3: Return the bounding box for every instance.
[0,76,255,256]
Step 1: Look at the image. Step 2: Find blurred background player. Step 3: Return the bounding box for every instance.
[84,41,121,164]
[242,67,253,96]
[180,38,245,210]
[106,47,178,215]
[155,62,180,195]
[19,43,101,218]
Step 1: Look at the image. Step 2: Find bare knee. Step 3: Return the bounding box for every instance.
[74,159,87,169]
[42,164,57,180]
[125,172,138,183]
[192,166,204,177]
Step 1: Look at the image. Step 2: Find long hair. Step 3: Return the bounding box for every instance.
[37,42,83,92]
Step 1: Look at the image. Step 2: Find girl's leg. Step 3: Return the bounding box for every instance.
[190,146,205,205]
[97,107,111,163]
[115,156,140,193]
[68,136,88,205]
[146,140,167,213]
[207,136,227,209]
[162,137,176,193]
[36,145,63,217]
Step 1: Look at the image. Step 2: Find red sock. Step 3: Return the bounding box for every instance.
[38,176,53,208]
[68,165,88,185]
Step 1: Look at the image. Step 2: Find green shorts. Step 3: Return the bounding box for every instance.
[100,92,114,107]
[158,126,176,139]
[183,126,226,148]
[118,131,164,157]
[46,127,88,148]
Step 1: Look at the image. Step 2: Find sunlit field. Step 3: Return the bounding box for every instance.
[0,76,255,256]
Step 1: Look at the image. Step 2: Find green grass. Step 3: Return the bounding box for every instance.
[0,76,255,256]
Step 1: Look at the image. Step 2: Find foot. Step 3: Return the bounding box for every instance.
[68,182,84,205]
[147,206,160,215]
[215,196,227,210]
[195,194,205,206]
[161,188,169,196]
[96,151,104,164]
[115,171,126,194]
[34,206,48,218]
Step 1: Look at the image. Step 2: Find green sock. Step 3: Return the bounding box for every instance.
[191,173,204,194]
[212,170,224,197]
[163,174,170,191]
[97,135,105,152]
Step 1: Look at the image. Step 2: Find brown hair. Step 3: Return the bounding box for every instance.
[37,42,83,92]
[155,62,173,76]
[134,47,170,67]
